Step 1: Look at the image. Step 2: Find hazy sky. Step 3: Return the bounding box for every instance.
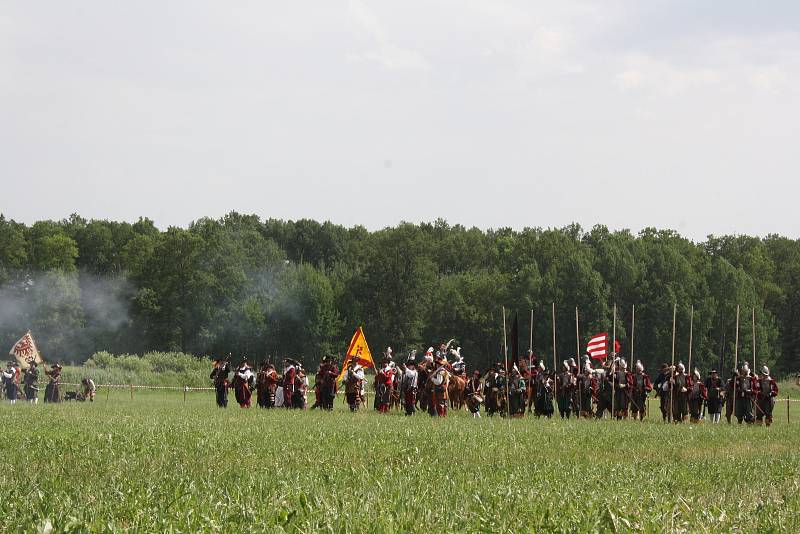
[2,1,799,240]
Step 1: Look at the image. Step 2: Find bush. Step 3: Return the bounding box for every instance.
[68,351,211,387]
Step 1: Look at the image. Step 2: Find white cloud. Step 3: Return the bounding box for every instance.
[346,0,431,71]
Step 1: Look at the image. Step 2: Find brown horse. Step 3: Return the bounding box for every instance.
[448,374,466,410]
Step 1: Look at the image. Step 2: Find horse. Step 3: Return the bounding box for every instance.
[448,374,466,410]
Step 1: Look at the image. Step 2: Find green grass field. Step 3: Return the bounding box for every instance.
[1,386,799,533]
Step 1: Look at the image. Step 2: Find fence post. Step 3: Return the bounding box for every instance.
[788,395,790,424]
[130,384,133,400]
[183,385,187,403]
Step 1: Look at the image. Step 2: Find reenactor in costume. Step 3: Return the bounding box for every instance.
[734,363,755,424]
[233,361,255,408]
[44,363,62,403]
[311,365,324,409]
[210,357,231,408]
[465,369,483,418]
[704,369,724,424]
[688,368,707,423]
[293,366,308,409]
[483,364,501,416]
[81,378,96,402]
[669,362,690,423]
[256,362,280,408]
[612,359,631,420]
[23,362,39,404]
[525,360,541,413]
[343,360,365,411]
[534,362,554,418]
[282,358,299,409]
[317,356,339,411]
[509,365,526,417]
[375,355,395,414]
[428,356,450,417]
[556,360,576,419]
[2,362,19,404]
[594,365,613,419]
[653,363,671,422]
[629,360,652,420]
[400,356,418,416]
[725,370,736,423]
[577,363,596,418]
[755,366,779,426]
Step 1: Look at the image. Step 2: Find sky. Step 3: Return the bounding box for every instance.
[1,1,799,241]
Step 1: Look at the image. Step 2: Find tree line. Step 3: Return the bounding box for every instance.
[0,213,798,376]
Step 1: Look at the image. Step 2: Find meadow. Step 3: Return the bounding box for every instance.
[1,385,799,533]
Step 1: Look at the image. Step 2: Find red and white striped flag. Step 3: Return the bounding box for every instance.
[586,333,608,360]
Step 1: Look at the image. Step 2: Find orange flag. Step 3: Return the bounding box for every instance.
[337,327,374,382]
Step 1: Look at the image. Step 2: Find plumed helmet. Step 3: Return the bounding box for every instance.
[620,359,627,369]
[635,360,644,373]
[568,358,576,366]
[761,365,770,376]
[538,360,545,371]
[677,362,685,373]
[562,360,569,371]
[426,347,434,354]
[693,367,701,379]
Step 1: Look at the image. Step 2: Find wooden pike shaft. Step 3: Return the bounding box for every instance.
[669,303,677,422]
[630,304,635,365]
[552,303,557,399]
[752,308,756,370]
[611,303,617,417]
[688,305,694,375]
[529,309,534,369]
[733,305,740,417]
[503,306,510,417]
[575,307,580,362]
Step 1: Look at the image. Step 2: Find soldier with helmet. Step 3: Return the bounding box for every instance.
[688,367,707,423]
[612,358,632,420]
[704,369,725,424]
[630,360,653,420]
[754,365,779,426]
[577,362,596,418]
[734,363,755,424]
[556,360,576,419]
[670,362,690,423]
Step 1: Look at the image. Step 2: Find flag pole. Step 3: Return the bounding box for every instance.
[611,303,617,419]
[733,305,740,419]
[669,303,677,423]
[503,306,510,418]
[552,303,557,406]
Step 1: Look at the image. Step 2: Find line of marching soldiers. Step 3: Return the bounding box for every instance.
[208,348,780,426]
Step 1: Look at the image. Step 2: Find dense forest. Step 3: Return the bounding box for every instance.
[0,213,798,376]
